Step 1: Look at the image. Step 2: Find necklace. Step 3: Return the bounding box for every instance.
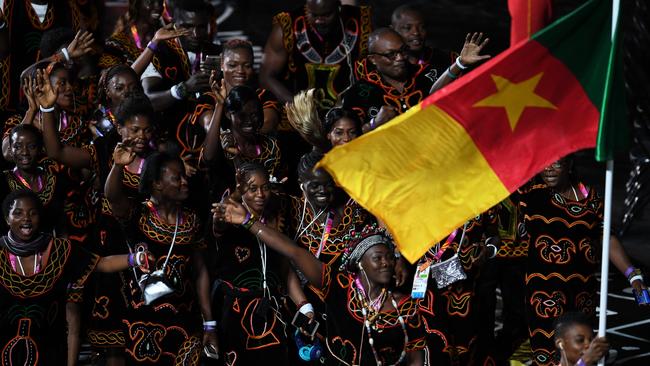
[359,290,408,366]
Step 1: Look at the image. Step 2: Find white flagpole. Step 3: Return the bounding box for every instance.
[597,2,619,365]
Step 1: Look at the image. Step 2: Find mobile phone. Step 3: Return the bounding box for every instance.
[201,54,222,77]
[292,311,320,339]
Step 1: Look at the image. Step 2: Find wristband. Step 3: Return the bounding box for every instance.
[625,266,637,278]
[446,67,459,79]
[242,213,258,230]
[61,48,71,62]
[455,56,467,70]
[629,274,644,285]
[128,253,135,267]
[203,320,217,331]
[369,118,376,129]
[298,302,314,315]
[135,252,143,266]
[39,105,55,113]
[575,359,587,366]
[147,41,158,53]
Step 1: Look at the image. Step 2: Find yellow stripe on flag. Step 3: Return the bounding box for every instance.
[318,103,510,263]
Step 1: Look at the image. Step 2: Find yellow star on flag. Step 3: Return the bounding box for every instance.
[473,73,557,131]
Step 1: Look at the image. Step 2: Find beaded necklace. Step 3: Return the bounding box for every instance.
[354,280,408,365]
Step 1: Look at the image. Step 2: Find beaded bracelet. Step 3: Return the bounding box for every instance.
[241,212,257,230]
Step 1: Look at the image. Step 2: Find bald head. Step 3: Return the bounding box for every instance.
[368,28,402,54]
[305,0,341,36]
[391,4,420,26]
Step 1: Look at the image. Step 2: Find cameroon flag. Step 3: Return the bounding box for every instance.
[318,0,626,262]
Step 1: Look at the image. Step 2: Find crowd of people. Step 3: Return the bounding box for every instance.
[0,0,647,365]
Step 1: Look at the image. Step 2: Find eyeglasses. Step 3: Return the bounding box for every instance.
[369,45,409,61]
[544,160,566,170]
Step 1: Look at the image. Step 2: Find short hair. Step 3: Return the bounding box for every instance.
[114,91,154,127]
[297,150,325,182]
[2,189,44,220]
[391,4,419,26]
[553,311,593,341]
[97,64,141,106]
[368,27,401,53]
[324,107,361,134]
[9,124,43,148]
[174,0,213,15]
[224,85,263,118]
[40,27,75,58]
[222,39,254,60]
[139,152,184,197]
[236,162,268,189]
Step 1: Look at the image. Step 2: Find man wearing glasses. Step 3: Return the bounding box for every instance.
[342,28,489,132]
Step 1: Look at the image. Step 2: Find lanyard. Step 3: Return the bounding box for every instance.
[13,168,44,192]
[430,229,458,261]
[130,24,142,49]
[315,211,333,258]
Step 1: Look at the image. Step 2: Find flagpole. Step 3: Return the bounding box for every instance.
[597,2,619,365]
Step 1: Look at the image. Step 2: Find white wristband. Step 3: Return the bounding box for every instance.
[170,84,183,100]
[135,252,143,266]
[39,105,55,113]
[455,56,467,70]
[298,303,314,315]
[203,320,217,326]
[61,48,71,62]
[629,274,644,285]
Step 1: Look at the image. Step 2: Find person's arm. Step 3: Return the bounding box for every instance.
[131,25,190,75]
[429,32,491,94]
[609,235,647,294]
[202,73,227,163]
[95,252,153,272]
[578,337,609,365]
[193,250,219,351]
[143,72,211,112]
[361,105,397,133]
[214,199,325,287]
[259,22,293,103]
[261,107,280,134]
[104,141,137,219]
[406,350,424,366]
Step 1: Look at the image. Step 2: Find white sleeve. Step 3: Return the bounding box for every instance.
[141,62,162,80]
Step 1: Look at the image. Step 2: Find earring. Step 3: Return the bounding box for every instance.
[558,342,564,350]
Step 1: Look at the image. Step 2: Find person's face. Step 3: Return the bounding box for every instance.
[141,0,164,25]
[557,324,594,364]
[241,171,271,215]
[540,158,571,188]
[359,244,395,285]
[10,131,41,171]
[118,115,153,154]
[327,117,358,147]
[222,49,254,88]
[369,33,408,80]
[6,197,41,241]
[106,72,140,109]
[229,100,262,137]
[153,160,189,202]
[49,68,74,110]
[392,11,427,52]
[302,168,336,210]
[305,0,339,36]
[176,10,209,52]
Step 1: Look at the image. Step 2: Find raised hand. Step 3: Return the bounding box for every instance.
[34,68,57,108]
[459,32,491,67]
[580,337,609,365]
[67,30,95,59]
[22,76,37,112]
[113,139,137,166]
[212,198,249,225]
[152,23,191,43]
